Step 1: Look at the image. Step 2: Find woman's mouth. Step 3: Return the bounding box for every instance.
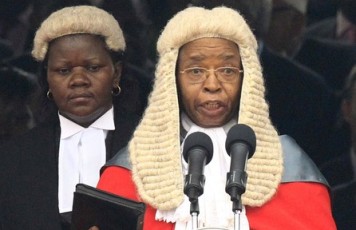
[69,93,93,104]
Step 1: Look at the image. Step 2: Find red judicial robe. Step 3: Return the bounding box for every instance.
[97,136,336,229]
[97,166,336,230]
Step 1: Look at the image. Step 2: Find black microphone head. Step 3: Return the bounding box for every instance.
[183,132,213,164]
[225,124,256,158]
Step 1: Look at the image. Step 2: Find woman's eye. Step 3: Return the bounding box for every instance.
[58,68,70,75]
[87,65,100,72]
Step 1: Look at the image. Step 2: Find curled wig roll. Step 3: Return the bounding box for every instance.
[32,5,125,61]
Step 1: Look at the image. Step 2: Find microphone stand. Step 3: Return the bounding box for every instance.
[226,170,247,230]
[233,196,242,230]
[184,174,205,230]
[190,201,199,230]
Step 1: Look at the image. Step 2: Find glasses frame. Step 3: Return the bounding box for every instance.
[179,66,243,83]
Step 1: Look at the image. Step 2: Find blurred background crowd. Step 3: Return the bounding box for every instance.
[0,0,355,228]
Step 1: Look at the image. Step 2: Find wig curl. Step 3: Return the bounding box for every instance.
[32,5,125,61]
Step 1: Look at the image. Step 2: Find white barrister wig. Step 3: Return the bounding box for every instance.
[129,6,283,210]
[32,5,125,61]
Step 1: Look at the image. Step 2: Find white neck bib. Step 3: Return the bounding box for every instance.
[156,113,249,230]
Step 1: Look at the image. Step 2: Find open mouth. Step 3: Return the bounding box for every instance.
[203,101,222,110]
[199,101,227,118]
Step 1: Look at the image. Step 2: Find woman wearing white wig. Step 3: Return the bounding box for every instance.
[98,6,336,230]
[0,5,140,229]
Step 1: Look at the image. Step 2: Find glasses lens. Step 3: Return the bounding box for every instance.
[185,67,206,83]
[181,67,241,83]
[216,67,240,82]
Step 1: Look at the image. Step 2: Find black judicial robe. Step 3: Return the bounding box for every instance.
[0,111,139,230]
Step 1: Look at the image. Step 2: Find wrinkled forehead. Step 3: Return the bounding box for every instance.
[177,37,241,63]
[180,37,239,50]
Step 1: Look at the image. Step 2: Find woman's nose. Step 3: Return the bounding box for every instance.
[69,67,90,87]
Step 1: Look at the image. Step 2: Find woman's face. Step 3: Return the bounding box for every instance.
[46,34,121,126]
[177,37,243,128]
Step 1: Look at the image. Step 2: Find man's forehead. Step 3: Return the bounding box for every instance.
[179,38,239,55]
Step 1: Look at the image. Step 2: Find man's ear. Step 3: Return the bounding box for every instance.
[341,99,352,124]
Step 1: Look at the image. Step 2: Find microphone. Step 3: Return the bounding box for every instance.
[225,124,256,210]
[183,132,213,203]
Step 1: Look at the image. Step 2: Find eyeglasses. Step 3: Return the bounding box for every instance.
[179,66,243,83]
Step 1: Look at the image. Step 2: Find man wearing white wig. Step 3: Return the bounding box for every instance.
[98,6,336,230]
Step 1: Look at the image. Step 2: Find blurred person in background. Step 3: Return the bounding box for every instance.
[304,0,356,44]
[0,64,38,144]
[321,65,356,187]
[320,65,356,230]
[263,0,309,57]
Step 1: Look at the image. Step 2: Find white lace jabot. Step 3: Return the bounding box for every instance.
[156,113,249,230]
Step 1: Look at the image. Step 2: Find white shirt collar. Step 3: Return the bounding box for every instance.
[59,107,115,139]
[181,112,237,134]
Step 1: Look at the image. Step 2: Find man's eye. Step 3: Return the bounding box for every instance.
[220,67,236,75]
[189,68,204,75]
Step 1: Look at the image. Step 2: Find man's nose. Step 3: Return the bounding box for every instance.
[203,69,221,92]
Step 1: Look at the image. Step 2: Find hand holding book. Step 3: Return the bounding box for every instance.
[71,184,146,230]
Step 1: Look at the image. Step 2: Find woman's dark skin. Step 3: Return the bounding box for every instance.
[46,34,122,127]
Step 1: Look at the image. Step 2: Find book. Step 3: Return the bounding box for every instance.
[71,183,146,230]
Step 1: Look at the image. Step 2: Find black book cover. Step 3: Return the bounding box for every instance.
[71,183,146,230]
